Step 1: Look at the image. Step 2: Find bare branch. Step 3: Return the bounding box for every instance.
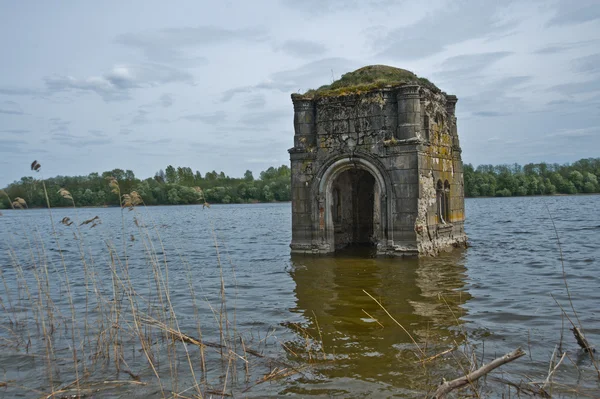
[432,348,526,399]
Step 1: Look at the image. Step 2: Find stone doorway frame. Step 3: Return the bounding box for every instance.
[313,153,393,253]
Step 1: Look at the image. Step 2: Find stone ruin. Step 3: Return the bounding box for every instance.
[288,65,467,256]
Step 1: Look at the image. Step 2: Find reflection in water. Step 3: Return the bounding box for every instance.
[284,248,472,396]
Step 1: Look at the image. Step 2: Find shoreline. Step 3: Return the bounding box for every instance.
[0,201,293,210]
[2,193,600,211]
[465,192,600,199]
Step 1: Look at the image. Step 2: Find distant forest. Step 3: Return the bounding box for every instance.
[0,165,291,208]
[464,158,600,197]
[1,158,600,209]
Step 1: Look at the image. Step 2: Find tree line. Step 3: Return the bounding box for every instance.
[2,158,600,209]
[464,158,600,197]
[0,165,291,208]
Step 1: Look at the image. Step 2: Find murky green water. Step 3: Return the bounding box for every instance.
[1,196,599,397]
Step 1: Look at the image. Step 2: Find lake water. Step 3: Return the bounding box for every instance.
[1,196,599,398]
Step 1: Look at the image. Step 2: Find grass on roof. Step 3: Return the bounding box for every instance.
[297,65,439,99]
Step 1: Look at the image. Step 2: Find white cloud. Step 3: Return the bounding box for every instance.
[43,64,193,101]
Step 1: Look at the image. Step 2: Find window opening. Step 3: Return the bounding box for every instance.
[444,180,451,222]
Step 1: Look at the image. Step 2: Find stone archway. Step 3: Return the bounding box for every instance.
[315,155,391,254]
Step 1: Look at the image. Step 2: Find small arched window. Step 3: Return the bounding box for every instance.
[444,180,451,223]
[436,180,445,224]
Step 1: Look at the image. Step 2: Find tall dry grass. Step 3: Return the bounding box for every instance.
[0,161,325,399]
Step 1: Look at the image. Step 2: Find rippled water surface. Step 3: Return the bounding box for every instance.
[1,196,599,398]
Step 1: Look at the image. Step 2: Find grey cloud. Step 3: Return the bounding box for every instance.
[221,57,359,101]
[221,81,297,102]
[460,91,521,118]
[275,40,327,58]
[0,139,27,153]
[546,99,576,106]
[375,2,517,60]
[0,109,24,115]
[131,109,150,125]
[119,128,133,135]
[280,0,396,15]
[0,129,29,134]
[240,109,289,127]
[182,110,227,125]
[441,52,512,71]
[0,100,25,115]
[572,53,600,74]
[246,157,281,164]
[532,41,590,55]
[52,132,113,148]
[0,139,27,145]
[116,25,267,63]
[44,64,193,102]
[159,93,174,107]
[544,92,600,116]
[140,93,175,109]
[549,78,600,95]
[88,129,106,137]
[244,94,267,109]
[0,87,41,96]
[188,136,289,152]
[550,127,598,138]
[534,45,569,55]
[274,57,361,88]
[434,52,513,81]
[492,76,532,88]
[472,111,511,117]
[546,0,600,26]
[49,117,71,133]
[214,124,267,133]
[128,138,172,145]
[458,75,531,118]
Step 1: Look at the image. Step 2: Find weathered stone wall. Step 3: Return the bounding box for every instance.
[290,82,466,256]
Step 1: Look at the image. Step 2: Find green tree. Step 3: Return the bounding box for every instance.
[167,187,181,204]
[165,165,178,184]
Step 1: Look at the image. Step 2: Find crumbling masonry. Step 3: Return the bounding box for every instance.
[289,66,467,256]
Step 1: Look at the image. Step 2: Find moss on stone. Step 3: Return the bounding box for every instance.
[295,65,439,99]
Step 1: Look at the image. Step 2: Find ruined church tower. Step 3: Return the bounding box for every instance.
[289,65,467,256]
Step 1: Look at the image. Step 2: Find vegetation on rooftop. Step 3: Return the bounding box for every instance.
[297,65,439,99]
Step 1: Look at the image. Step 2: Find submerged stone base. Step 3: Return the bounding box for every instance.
[290,230,467,258]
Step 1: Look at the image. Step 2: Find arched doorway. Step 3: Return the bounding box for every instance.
[315,155,390,254]
[331,169,376,249]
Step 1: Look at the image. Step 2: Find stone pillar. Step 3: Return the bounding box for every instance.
[420,97,429,142]
[292,97,316,150]
[396,85,421,140]
[445,94,457,116]
[445,94,459,149]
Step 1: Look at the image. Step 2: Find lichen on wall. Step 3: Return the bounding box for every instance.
[416,171,437,256]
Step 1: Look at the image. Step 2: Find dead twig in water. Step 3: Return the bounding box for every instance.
[432,348,526,399]
[242,366,300,393]
[571,327,595,353]
[418,346,458,364]
[139,315,264,358]
[551,294,600,378]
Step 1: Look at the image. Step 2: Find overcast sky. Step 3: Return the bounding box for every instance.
[1,0,599,186]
